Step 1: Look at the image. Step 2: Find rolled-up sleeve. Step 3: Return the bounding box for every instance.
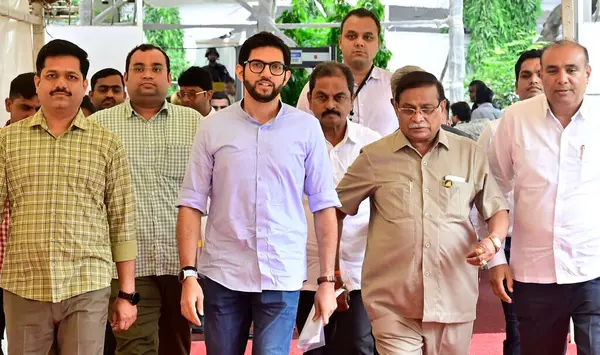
[473,146,509,221]
[105,137,137,262]
[303,120,340,212]
[176,122,212,214]
[336,149,376,216]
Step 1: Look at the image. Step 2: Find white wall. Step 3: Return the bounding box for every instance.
[45,25,145,86]
[0,0,34,126]
[385,31,449,77]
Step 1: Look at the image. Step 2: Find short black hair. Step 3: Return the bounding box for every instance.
[80,95,96,114]
[9,72,37,99]
[238,31,291,67]
[211,91,230,104]
[450,101,472,123]
[36,39,90,79]
[90,68,124,90]
[469,79,485,88]
[224,77,235,84]
[125,44,171,73]
[308,61,354,95]
[514,49,543,80]
[393,71,446,103]
[475,85,494,104]
[340,8,382,40]
[178,66,213,91]
[541,40,590,66]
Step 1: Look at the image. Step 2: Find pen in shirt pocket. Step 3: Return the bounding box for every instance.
[581,145,585,161]
[409,180,413,193]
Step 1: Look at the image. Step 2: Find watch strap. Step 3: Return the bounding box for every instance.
[317,275,336,285]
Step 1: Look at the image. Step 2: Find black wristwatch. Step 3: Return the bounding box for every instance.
[178,266,199,283]
[118,290,141,305]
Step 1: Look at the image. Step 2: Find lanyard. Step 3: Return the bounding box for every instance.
[349,65,375,122]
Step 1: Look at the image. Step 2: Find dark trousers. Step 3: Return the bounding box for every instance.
[501,238,520,355]
[104,321,116,355]
[514,275,600,355]
[0,288,4,355]
[203,277,299,355]
[296,290,377,355]
[109,276,192,355]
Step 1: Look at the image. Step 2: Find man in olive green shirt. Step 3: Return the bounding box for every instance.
[0,40,137,354]
[336,71,509,355]
[92,44,202,355]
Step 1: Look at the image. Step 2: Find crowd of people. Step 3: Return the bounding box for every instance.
[0,6,598,355]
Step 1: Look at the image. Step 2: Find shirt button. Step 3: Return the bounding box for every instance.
[424,188,429,194]
[258,177,263,181]
[425,242,431,248]
[425,213,431,219]
[424,271,430,277]
[259,151,263,155]
[423,161,428,166]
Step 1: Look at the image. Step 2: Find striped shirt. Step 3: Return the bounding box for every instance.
[0,110,137,302]
[92,100,202,277]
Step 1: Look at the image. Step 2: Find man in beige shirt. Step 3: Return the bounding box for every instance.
[335,71,510,354]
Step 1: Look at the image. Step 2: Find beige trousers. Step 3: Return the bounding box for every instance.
[4,287,110,355]
[371,313,473,355]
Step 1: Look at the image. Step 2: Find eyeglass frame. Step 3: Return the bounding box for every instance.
[177,90,207,99]
[396,100,443,118]
[243,60,288,76]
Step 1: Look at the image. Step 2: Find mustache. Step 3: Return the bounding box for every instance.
[50,88,72,96]
[321,109,341,118]
[408,123,430,129]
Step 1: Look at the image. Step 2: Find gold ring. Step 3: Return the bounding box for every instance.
[481,259,488,267]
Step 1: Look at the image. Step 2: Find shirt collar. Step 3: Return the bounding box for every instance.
[345,119,359,144]
[237,99,285,125]
[391,128,450,153]
[26,108,89,130]
[542,95,591,122]
[126,99,170,119]
[370,66,382,80]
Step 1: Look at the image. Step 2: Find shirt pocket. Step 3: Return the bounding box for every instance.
[374,183,412,221]
[161,145,192,179]
[582,144,600,182]
[441,181,472,220]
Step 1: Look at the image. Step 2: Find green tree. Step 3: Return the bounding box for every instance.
[464,0,542,107]
[144,5,189,95]
[277,0,391,106]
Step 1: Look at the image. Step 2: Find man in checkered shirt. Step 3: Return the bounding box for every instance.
[1,72,40,355]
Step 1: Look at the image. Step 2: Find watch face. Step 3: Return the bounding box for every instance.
[131,292,141,305]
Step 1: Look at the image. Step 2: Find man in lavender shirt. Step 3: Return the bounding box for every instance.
[175,32,341,354]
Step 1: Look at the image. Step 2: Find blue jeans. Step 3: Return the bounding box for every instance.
[514,276,600,355]
[203,277,300,355]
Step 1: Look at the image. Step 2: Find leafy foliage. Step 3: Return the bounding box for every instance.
[277,0,391,106]
[144,5,189,94]
[464,0,542,107]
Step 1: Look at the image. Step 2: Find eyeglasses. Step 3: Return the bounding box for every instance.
[177,90,207,99]
[244,60,287,76]
[397,101,442,117]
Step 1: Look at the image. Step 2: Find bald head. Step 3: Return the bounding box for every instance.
[541,40,589,66]
[391,65,424,97]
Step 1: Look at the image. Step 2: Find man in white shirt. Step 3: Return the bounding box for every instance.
[479,48,543,355]
[296,61,381,355]
[296,8,398,136]
[488,40,599,355]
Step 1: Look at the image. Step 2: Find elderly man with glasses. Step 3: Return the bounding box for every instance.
[335,71,510,355]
